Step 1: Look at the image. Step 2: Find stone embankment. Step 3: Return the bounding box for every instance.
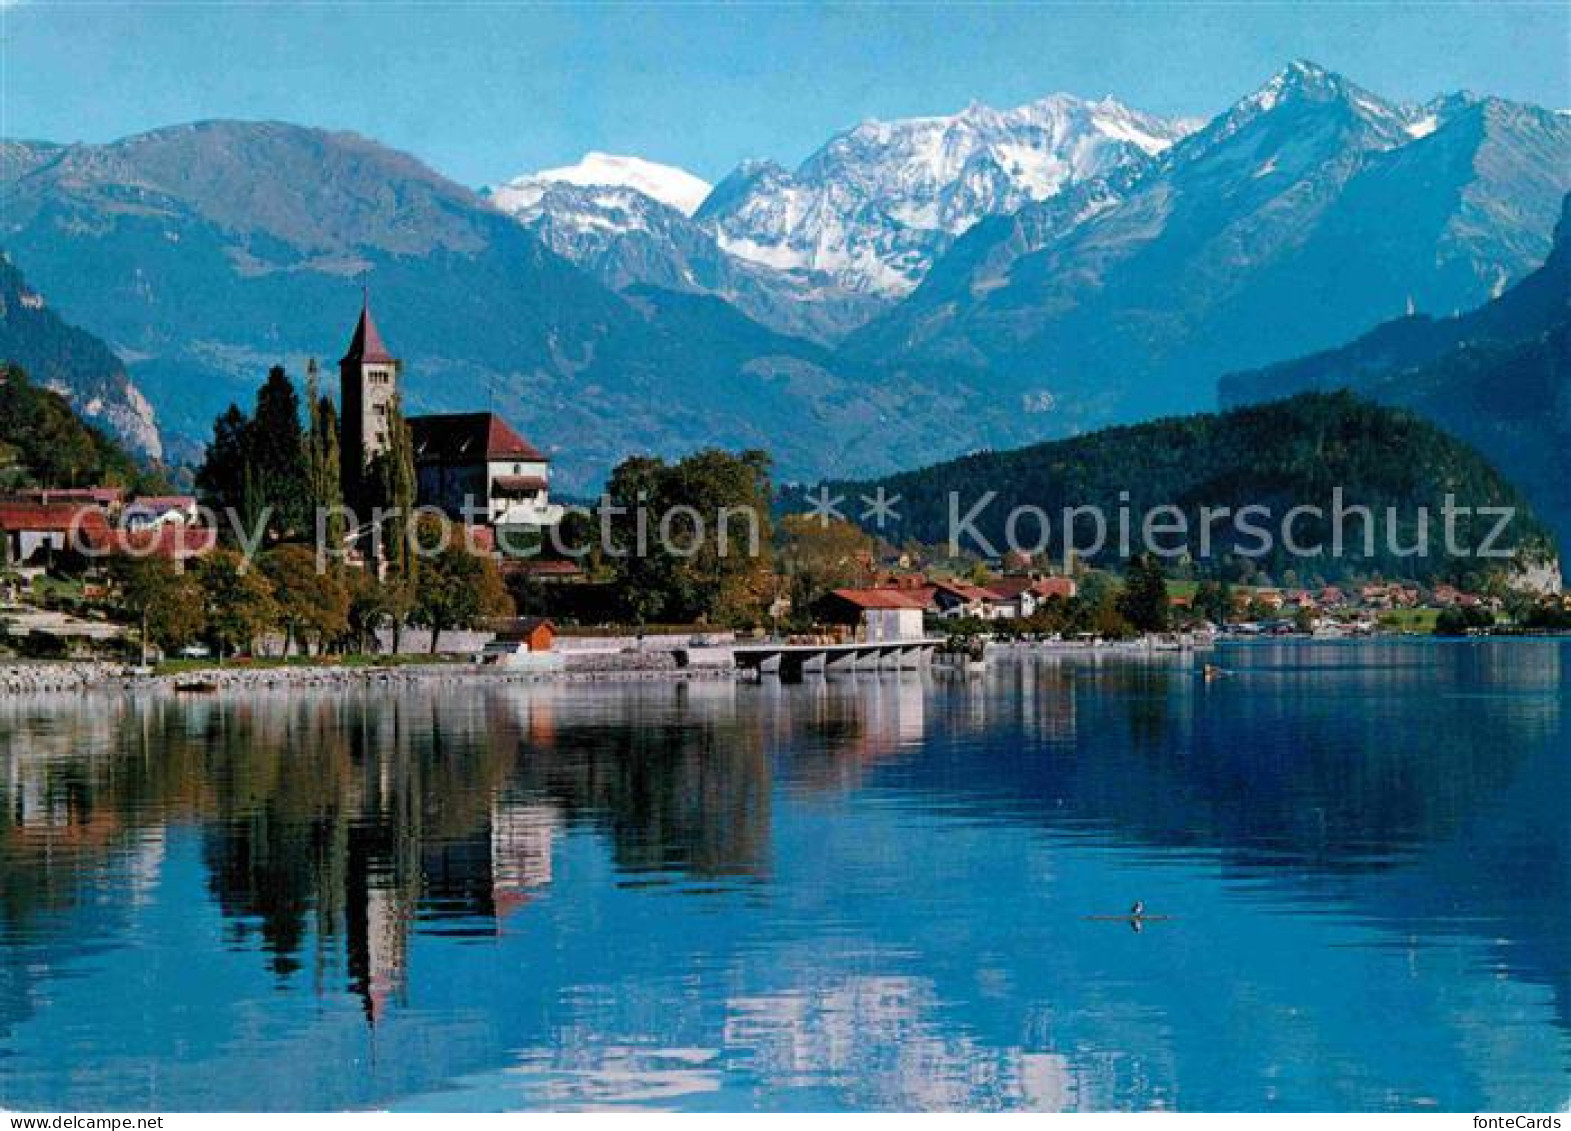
[0,663,126,694]
[0,656,742,696]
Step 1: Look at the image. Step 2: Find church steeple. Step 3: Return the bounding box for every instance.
[339,291,401,507]
[342,291,395,365]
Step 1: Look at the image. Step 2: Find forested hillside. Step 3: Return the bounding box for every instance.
[788,393,1555,585]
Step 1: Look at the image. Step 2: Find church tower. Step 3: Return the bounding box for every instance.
[339,294,400,504]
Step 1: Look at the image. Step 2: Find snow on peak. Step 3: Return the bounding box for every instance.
[705,92,1194,295]
[495,152,712,216]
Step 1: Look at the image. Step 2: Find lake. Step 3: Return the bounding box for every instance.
[0,641,1566,1111]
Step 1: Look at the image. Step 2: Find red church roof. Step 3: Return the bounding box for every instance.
[408,412,547,463]
[340,298,394,365]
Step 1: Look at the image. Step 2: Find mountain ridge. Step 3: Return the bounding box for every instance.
[1221,193,1571,544]
[839,61,1571,436]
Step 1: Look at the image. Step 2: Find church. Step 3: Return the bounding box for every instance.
[338,298,563,541]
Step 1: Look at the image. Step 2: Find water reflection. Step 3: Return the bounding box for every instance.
[0,642,1566,1110]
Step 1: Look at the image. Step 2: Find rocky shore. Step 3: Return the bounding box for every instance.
[0,657,743,696]
[0,663,130,695]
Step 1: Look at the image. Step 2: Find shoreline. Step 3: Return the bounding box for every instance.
[0,659,746,696]
[6,634,1567,697]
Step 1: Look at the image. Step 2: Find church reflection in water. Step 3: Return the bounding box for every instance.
[0,642,1566,1111]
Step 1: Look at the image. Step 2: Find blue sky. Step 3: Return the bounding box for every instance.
[2,1,1567,187]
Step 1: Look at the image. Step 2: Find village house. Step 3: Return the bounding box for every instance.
[0,502,107,566]
[0,501,214,568]
[931,580,1001,619]
[480,617,559,666]
[122,495,200,530]
[984,575,1078,618]
[817,588,930,641]
[1252,588,1286,612]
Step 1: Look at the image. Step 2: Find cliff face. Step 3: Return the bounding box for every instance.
[0,252,161,459]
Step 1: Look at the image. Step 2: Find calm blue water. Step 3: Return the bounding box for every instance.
[0,641,1567,1112]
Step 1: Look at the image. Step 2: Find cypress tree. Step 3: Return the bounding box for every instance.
[250,365,309,535]
[303,359,347,561]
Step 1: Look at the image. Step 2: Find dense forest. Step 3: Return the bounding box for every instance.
[787,393,1556,585]
[0,365,154,491]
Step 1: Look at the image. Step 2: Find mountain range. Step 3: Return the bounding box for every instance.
[1223,193,1571,544]
[1,61,1567,494]
[843,62,1571,433]
[693,93,1197,297]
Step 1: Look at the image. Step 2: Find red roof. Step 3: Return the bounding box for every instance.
[830,587,930,610]
[501,558,583,578]
[0,502,111,535]
[933,580,998,603]
[96,527,217,560]
[0,503,214,560]
[1034,576,1077,598]
[984,577,1038,599]
[409,412,547,463]
[340,298,394,365]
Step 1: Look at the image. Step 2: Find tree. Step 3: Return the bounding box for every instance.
[1117,554,1171,633]
[195,549,278,660]
[302,359,347,557]
[249,366,310,536]
[343,567,390,655]
[366,396,419,649]
[778,514,875,615]
[603,448,774,626]
[1293,605,1318,635]
[1435,604,1496,636]
[108,555,205,663]
[412,516,512,652]
[0,365,157,491]
[196,365,315,545]
[261,544,349,656]
[1193,578,1234,626]
[195,404,252,517]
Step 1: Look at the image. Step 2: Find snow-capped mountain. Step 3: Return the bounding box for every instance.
[695,94,1199,295]
[845,60,1571,434]
[490,151,712,216]
[486,177,884,344]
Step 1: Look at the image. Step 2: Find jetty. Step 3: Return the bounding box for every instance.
[733,639,941,679]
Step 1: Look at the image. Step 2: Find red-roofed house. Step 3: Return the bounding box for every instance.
[123,495,200,530]
[931,580,1010,619]
[96,526,217,562]
[0,502,110,564]
[817,587,930,641]
[985,575,1079,618]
